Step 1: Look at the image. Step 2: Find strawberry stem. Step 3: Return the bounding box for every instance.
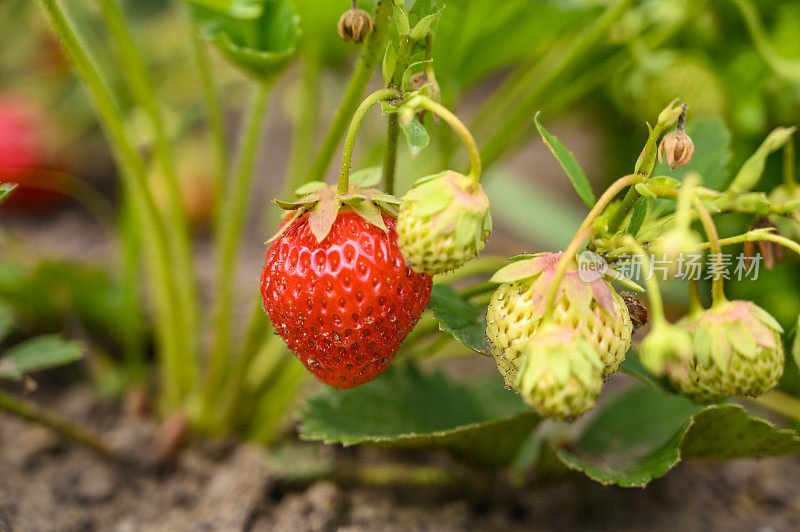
[692,195,727,305]
[338,88,400,194]
[622,236,667,325]
[541,174,645,322]
[406,96,482,183]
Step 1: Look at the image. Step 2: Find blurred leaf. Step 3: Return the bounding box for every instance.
[534,112,595,207]
[0,303,15,344]
[401,117,430,156]
[350,166,383,188]
[409,7,444,40]
[0,335,82,381]
[654,117,732,190]
[427,284,491,355]
[192,0,300,80]
[553,385,800,486]
[483,168,584,249]
[299,365,540,465]
[184,0,265,18]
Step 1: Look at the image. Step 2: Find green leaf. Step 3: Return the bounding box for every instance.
[191,0,300,80]
[394,4,410,36]
[298,365,540,465]
[653,116,732,191]
[427,284,491,355]
[534,111,595,208]
[349,166,383,188]
[0,183,17,206]
[680,404,800,459]
[382,42,397,85]
[0,336,83,381]
[0,303,15,344]
[626,198,648,236]
[409,7,444,40]
[553,385,800,486]
[401,117,430,156]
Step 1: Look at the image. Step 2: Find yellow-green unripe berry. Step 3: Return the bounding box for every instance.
[397,171,491,275]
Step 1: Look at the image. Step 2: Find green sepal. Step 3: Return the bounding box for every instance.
[708,325,732,372]
[749,304,784,333]
[725,323,756,360]
[490,256,548,283]
[349,200,387,232]
[694,323,712,368]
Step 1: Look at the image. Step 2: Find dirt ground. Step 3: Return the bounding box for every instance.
[2,384,800,532]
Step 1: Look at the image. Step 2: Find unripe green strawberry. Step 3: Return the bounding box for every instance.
[638,321,694,381]
[397,170,491,275]
[516,323,604,420]
[677,300,784,399]
[486,252,633,387]
[647,226,703,279]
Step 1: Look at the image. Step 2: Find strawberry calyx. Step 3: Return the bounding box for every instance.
[268,171,400,244]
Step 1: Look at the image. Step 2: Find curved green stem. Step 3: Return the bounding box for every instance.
[205,82,272,419]
[338,88,399,194]
[622,236,666,324]
[541,174,644,321]
[407,96,482,182]
[730,0,800,84]
[306,0,394,184]
[699,230,800,259]
[692,196,726,305]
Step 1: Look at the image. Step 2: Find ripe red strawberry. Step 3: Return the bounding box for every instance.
[261,209,432,389]
[0,93,66,210]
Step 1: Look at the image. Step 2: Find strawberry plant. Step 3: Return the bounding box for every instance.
[0,0,798,493]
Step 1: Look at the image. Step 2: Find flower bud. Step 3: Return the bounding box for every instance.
[397,170,490,275]
[516,324,605,420]
[338,6,373,43]
[648,226,702,279]
[639,321,694,382]
[658,130,695,169]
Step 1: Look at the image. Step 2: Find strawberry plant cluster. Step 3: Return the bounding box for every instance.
[2,0,800,490]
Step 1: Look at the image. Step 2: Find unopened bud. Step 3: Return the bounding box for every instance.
[658,130,695,169]
[338,5,373,43]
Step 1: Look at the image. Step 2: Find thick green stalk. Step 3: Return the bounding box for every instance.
[622,236,666,324]
[306,0,394,183]
[785,137,797,195]
[0,390,118,461]
[204,83,272,419]
[190,24,229,209]
[382,36,411,194]
[338,88,400,193]
[98,0,198,359]
[36,0,189,409]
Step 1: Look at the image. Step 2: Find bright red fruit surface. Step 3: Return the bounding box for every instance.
[0,93,65,210]
[261,210,432,389]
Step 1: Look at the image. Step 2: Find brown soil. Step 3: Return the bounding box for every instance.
[2,385,800,532]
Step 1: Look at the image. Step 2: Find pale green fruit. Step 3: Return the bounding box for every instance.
[486,253,633,387]
[397,171,491,275]
[516,323,605,420]
[678,300,784,399]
